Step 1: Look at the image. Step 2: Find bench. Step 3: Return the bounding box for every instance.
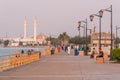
[96,53,108,63]
[79,51,84,56]
[96,57,104,64]
[103,53,108,61]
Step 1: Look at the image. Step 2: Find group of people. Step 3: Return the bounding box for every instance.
[90,48,104,59]
[61,45,71,55]
[21,49,34,55]
[61,45,84,55]
[49,44,104,58]
[50,45,61,55]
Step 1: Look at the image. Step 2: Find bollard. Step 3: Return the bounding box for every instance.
[0,61,2,72]
[0,62,2,72]
[103,53,108,61]
[96,57,104,64]
[46,48,51,55]
[79,51,84,56]
[55,48,58,54]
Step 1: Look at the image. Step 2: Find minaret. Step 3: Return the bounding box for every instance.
[24,16,27,39]
[34,16,37,41]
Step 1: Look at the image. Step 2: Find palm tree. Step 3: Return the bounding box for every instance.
[58,32,69,45]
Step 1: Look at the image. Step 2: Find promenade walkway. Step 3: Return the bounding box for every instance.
[0,50,120,80]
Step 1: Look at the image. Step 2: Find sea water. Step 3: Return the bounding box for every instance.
[0,47,45,57]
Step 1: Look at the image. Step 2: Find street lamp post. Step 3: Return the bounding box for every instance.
[78,21,81,37]
[90,12,103,50]
[80,24,86,47]
[100,5,113,60]
[81,25,86,37]
[87,29,92,48]
[79,19,88,55]
[116,26,120,48]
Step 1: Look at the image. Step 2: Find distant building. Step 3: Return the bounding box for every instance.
[91,32,114,47]
[0,33,49,47]
[0,16,50,47]
[87,25,115,54]
[91,32,114,54]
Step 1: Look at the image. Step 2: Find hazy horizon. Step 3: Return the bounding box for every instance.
[0,0,120,38]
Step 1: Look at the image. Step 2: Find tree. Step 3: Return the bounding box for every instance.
[112,48,120,62]
[46,36,60,46]
[69,36,83,44]
[87,35,91,44]
[4,40,9,47]
[58,32,70,45]
[69,35,91,45]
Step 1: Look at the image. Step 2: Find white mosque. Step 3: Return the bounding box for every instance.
[1,16,49,47]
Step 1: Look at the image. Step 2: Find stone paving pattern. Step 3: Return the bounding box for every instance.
[0,50,120,80]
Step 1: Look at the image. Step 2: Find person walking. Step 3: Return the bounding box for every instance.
[67,45,71,55]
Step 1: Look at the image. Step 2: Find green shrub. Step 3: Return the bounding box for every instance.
[112,48,120,62]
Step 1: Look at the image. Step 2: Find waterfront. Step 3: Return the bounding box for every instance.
[0,47,45,57]
[0,51,120,80]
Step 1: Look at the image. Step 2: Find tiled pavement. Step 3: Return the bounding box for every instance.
[0,50,120,80]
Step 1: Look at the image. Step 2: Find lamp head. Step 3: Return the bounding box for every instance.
[78,21,81,25]
[99,10,103,17]
[90,15,94,21]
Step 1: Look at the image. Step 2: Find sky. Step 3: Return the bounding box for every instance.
[0,0,120,38]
